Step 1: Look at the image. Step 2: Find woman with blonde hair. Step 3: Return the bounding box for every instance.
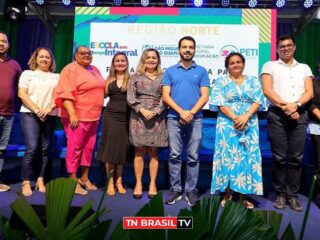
[97,52,130,195]
[18,47,59,196]
[127,48,168,199]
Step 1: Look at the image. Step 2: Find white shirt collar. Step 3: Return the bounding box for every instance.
[277,58,299,67]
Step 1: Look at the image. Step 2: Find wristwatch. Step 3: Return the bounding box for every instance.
[296,101,302,108]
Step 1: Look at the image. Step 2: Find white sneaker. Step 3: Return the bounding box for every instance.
[0,183,11,192]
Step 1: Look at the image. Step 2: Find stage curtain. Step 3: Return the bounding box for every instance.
[53,19,74,73]
[15,19,54,70]
[0,18,19,58]
[295,22,320,73]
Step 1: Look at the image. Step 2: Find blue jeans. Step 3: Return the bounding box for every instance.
[0,115,14,174]
[167,118,202,193]
[21,113,55,180]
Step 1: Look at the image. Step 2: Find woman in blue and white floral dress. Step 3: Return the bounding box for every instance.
[209,52,266,209]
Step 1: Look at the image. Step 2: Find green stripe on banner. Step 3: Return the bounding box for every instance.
[83,7,93,15]
[259,43,271,74]
[75,7,86,15]
[136,16,241,24]
[242,9,271,43]
[98,7,110,15]
[91,7,103,15]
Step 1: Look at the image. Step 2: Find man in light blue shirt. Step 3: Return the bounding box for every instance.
[162,36,210,206]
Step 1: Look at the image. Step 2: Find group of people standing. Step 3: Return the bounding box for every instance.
[1,31,319,211]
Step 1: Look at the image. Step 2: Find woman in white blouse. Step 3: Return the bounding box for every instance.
[18,47,59,196]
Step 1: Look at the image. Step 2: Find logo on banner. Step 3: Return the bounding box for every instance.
[142,44,178,57]
[239,48,258,58]
[220,45,258,58]
[90,41,138,56]
[123,216,193,229]
[220,45,238,58]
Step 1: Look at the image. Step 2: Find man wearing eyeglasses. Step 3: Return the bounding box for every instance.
[261,34,313,211]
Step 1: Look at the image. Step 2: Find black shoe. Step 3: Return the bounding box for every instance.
[164,190,182,205]
[288,197,303,212]
[133,193,142,199]
[274,196,286,210]
[185,190,198,206]
[148,193,156,199]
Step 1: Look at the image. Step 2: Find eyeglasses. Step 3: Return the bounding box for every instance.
[278,44,294,50]
[78,51,92,56]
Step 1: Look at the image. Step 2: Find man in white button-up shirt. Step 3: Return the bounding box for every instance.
[261,34,313,212]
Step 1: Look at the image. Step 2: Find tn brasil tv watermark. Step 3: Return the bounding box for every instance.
[123,216,193,229]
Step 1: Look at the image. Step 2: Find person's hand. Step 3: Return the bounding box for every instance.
[140,108,156,120]
[179,110,194,124]
[37,107,53,120]
[69,114,79,129]
[233,114,250,131]
[179,119,188,125]
[290,112,300,121]
[281,103,298,116]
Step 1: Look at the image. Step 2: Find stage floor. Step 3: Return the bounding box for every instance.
[0,183,319,239]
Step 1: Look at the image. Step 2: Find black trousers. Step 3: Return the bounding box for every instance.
[267,107,308,198]
[311,134,320,190]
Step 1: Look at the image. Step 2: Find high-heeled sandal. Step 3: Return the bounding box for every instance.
[220,194,233,208]
[21,181,32,197]
[78,179,97,191]
[133,184,143,199]
[241,200,255,209]
[35,179,46,193]
[106,181,116,196]
[115,182,126,194]
[148,184,157,199]
[75,183,88,195]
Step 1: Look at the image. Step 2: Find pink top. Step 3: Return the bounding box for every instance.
[55,62,105,121]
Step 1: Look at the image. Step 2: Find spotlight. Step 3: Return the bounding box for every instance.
[166,0,175,6]
[4,0,27,21]
[35,0,45,5]
[194,0,203,7]
[141,0,149,6]
[275,0,286,8]
[248,0,258,7]
[113,0,122,6]
[302,0,314,8]
[221,0,230,7]
[86,0,96,6]
[62,0,71,6]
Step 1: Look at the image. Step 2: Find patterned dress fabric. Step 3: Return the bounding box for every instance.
[127,73,168,147]
[209,75,266,195]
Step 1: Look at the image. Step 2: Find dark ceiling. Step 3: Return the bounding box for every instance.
[1,0,319,34]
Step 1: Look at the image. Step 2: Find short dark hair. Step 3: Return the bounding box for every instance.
[0,31,9,42]
[178,36,196,49]
[224,52,246,69]
[73,45,89,60]
[277,34,295,47]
